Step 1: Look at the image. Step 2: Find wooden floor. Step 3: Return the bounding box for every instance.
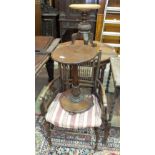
[35,66,120,127]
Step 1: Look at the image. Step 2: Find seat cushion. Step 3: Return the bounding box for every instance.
[45,93,102,129]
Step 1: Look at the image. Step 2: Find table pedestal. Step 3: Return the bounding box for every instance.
[60,89,93,113]
[52,44,103,113]
[60,64,93,113]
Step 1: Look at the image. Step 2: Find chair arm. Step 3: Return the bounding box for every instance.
[35,76,60,115]
[96,79,108,121]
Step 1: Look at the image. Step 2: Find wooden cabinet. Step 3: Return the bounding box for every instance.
[42,12,59,37]
[41,0,59,37]
[35,0,42,35]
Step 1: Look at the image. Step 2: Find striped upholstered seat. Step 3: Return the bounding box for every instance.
[45,93,102,129]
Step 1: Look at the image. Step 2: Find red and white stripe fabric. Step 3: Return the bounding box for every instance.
[45,93,102,129]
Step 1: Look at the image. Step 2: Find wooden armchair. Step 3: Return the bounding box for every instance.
[38,52,111,150]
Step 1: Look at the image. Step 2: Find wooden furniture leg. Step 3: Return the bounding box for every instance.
[106,64,111,93]
[71,64,81,101]
[46,58,54,82]
[104,121,110,143]
[94,127,99,151]
[44,121,52,146]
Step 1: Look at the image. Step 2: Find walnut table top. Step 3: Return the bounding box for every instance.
[52,44,98,64]
[53,40,117,63]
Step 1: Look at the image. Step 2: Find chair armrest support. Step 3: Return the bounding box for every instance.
[96,79,108,121]
[35,76,60,115]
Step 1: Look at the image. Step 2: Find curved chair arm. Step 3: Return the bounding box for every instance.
[35,76,61,115]
[96,79,108,122]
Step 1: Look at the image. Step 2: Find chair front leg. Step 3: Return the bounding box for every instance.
[103,120,111,144]
[43,121,52,146]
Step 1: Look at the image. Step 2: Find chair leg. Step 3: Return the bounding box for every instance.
[71,32,79,44]
[43,121,52,146]
[104,121,111,143]
[106,64,111,93]
[94,127,99,151]
[89,32,96,47]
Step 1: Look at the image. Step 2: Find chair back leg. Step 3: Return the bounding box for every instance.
[94,127,99,151]
[103,121,111,144]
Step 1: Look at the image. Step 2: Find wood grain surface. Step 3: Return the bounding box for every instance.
[53,40,117,63]
[60,89,93,113]
[35,36,54,53]
[52,44,98,64]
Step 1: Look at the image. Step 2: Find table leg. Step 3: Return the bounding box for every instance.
[46,58,54,82]
[59,64,93,113]
[71,64,81,102]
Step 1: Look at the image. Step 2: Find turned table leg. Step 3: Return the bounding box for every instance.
[71,64,82,102]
